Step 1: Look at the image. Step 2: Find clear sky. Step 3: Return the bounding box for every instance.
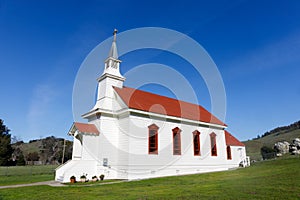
[1,0,300,142]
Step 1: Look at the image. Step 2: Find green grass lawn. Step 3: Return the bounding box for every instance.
[0,157,300,199]
[0,165,56,186]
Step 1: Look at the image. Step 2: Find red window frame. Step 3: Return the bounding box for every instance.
[172,127,181,155]
[148,124,159,154]
[210,133,217,156]
[226,146,232,160]
[193,130,200,156]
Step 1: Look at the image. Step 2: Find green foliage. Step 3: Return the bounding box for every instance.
[56,139,73,164]
[12,146,26,166]
[0,157,300,199]
[39,136,60,164]
[260,146,276,160]
[26,152,40,162]
[16,153,26,166]
[0,119,13,166]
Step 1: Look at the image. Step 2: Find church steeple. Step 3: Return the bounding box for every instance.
[91,29,125,112]
[102,29,124,78]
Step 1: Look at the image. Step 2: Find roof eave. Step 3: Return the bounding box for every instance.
[68,122,76,136]
[81,108,100,119]
[127,108,227,129]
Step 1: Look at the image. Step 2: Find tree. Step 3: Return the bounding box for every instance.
[57,140,73,164]
[16,153,26,166]
[39,136,58,164]
[0,119,13,166]
[26,152,39,161]
[39,136,73,164]
[260,146,276,160]
[257,135,261,139]
[13,147,26,166]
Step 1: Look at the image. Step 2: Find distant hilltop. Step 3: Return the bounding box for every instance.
[244,120,300,161]
[259,120,300,139]
[12,136,73,166]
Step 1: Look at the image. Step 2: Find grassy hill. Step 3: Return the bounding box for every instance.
[18,140,43,155]
[244,122,300,161]
[12,137,73,165]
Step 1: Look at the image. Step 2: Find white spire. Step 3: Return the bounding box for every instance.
[108,29,118,59]
[99,28,124,80]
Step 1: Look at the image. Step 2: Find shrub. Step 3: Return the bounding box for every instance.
[261,146,276,160]
[100,174,105,181]
[70,176,76,183]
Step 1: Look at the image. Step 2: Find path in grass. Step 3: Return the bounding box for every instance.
[0,180,126,189]
[0,181,65,189]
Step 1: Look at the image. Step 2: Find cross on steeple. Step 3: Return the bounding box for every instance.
[113,29,118,42]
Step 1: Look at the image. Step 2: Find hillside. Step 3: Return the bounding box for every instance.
[244,120,300,160]
[12,136,73,165]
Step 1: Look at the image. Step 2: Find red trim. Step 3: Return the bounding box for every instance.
[172,127,181,155]
[148,124,159,154]
[210,132,217,156]
[193,130,200,156]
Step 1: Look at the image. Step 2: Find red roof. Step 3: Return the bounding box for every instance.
[114,86,226,126]
[74,122,99,135]
[225,131,244,146]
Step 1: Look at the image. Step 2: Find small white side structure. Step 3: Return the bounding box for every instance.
[55,30,249,183]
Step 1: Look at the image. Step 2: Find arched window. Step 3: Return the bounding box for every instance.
[193,130,200,156]
[148,124,159,154]
[226,146,232,160]
[210,133,217,156]
[172,127,181,155]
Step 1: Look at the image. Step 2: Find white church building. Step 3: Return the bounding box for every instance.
[55,30,249,183]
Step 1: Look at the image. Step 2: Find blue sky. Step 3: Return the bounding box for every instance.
[1,0,299,142]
